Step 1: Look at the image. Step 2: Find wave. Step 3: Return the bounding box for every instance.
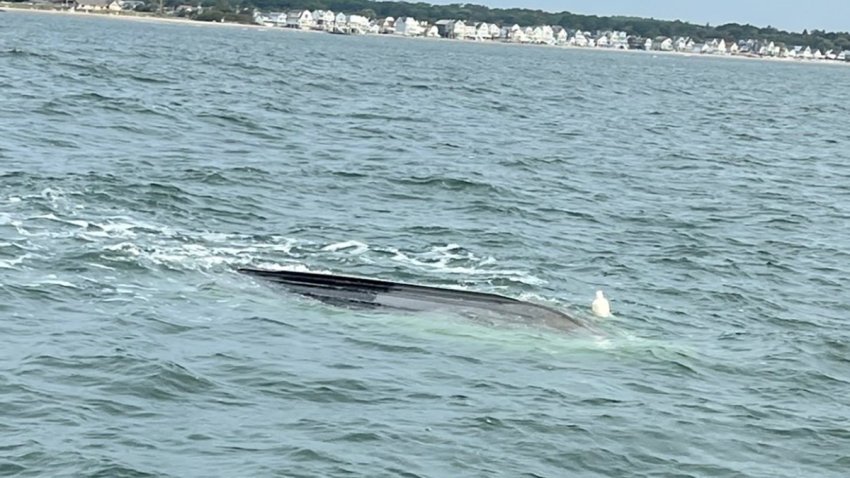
[321,240,369,254]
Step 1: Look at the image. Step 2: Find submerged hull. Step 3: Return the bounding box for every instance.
[239,268,582,330]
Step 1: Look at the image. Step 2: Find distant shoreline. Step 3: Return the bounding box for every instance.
[4,5,848,68]
[1,4,267,29]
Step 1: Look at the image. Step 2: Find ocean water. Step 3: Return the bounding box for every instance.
[2,11,849,477]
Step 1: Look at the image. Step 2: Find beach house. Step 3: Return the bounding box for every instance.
[285,10,313,29]
[394,17,422,36]
[488,24,501,40]
[347,15,369,34]
[434,19,452,37]
[474,22,491,40]
[423,24,439,37]
[463,22,477,40]
[377,17,395,34]
[312,10,335,31]
[552,26,568,44]
[74,0,111,11]
[571,30,588,47]
[445,20,465,39]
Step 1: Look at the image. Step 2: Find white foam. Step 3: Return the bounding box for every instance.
[8,197,21,204]
[31,213,60,221]
[251,238,297,254]
[33,279,78,289]
[321,240,369,254]
[40,188,64,200]
[432,243,463,253]
[388,248,545,285]
[66,219,90,228]
[10,220,31,236]
[480,256,497,266]
[0,254,30,269]
[251,262,314,272]
[199,232,236,242]
[103,242,142,257]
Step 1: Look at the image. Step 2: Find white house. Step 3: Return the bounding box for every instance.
[450,20,466,39]
[552,26,568,44]
[474,22,491,40]
[613,31,629,49]
[659,37,673,51]
[347,15,370,33]
[597,33,610,47]
[118,0,143,8]
[463,22,477,39]
[268,12,287,26]
[75,0,111,11]
[377,17,395,34]
[312,10,335,30]
[644,38,652,50]
[528,26,541,43]
[488,23,501,39]
[572,30,588,47]
[285,10,313,29]
[394,17,422,36]
[500,24,520,41]
[423,25,439,37]
[801,46,813,59]
[540,25,555,44]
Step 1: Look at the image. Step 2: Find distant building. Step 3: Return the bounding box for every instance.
[445,20,465,39]
[74,0,111,11]
[285,10,313,29]
[434,19,452,38]
[394,17,421,36]
[312,10,335,31]
[423,24,439,38]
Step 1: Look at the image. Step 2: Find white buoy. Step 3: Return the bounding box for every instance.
[592,290,611,318]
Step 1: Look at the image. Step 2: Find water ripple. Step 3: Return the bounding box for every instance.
[1,11,849,478]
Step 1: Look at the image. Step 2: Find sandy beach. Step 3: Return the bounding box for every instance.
[1,4,270,29]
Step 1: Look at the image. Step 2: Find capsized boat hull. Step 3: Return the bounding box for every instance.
[239,268,582,330]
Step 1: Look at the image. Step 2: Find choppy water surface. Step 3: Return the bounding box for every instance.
[2,11,849,477]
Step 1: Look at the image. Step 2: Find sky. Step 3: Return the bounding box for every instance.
[433,0,850,33]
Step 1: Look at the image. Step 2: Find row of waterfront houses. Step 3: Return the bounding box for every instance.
[65,0,144,11]
[61,1,850,62]
[256,10,850,61]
